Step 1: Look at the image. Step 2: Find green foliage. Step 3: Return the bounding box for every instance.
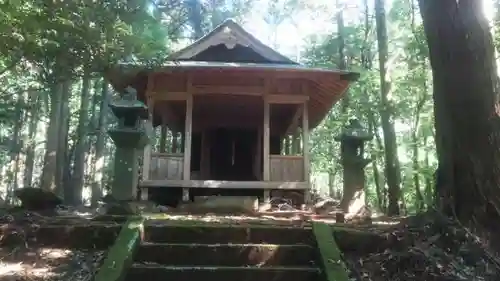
[0,0,185,198]
[0,0,181,82]
[303,0,437,214]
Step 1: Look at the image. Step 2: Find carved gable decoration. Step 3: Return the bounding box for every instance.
[168,19,296,64]
[213,26,247,49]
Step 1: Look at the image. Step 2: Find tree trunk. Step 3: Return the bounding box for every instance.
[423,136,433,205]
[375,0,402,216]
[56,81,71,198]
[337,0,348,111]
[187,0,204,40]
[91,82,109,206]
[292,132,300,154]
[23,90,39,188]
[367,117,384,211]
[328,169,336,198]
[71,73,92,205]
[159,124,167,153]
[371,116,387,212]
[40,82,64,192]
[419,0,500,226]
[172,131,178,153]
[284,136,290,155]
[411,98,427,212]
[7,92,24,199]
[411,133,424,212]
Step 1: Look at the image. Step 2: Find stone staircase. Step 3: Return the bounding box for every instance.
[124,223,324,281]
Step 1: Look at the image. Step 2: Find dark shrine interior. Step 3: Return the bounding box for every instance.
[190,128,281,181]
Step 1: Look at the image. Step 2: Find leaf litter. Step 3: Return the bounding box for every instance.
[343,211,500,281]
[0,207,116,281]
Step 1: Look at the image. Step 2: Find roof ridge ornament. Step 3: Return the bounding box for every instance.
[211,26,249,49]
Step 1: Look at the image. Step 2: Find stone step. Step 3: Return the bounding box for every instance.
[144,224,315,245]
[125,264,322,281]
[136,242,318,267]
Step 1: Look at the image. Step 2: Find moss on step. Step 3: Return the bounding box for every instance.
[143,215,310,228]
[94,217,144,281]
[312,222,350,281]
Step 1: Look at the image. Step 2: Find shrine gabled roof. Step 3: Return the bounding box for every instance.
[110,61,358,78]
[106,60,359,93]
[105,60,359,131]
[167,19,296,64]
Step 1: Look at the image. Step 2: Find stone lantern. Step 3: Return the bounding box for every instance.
[335,118,372,214]
[108,86,150,201]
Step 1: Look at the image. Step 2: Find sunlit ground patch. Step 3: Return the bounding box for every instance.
[0,247,105,281]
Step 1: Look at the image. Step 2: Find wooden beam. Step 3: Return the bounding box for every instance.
[265,94,309,104]
[193,85,263,95]
[153,89,309,102]
[139,180,309,190]
[153,91,188,101]
[193,117,259,132]
[153,86,265,99]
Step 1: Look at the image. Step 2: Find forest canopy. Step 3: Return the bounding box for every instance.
[0,0,499,228]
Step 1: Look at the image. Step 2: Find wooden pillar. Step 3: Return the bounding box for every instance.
[302,102,310,204]
[182,95,193,201]
[263,99,270,203]
[141,77,154,201]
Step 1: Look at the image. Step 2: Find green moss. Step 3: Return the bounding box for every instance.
[94,217,144,281]
[312,222,350,281]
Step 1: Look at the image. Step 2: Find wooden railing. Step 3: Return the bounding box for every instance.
[149,152,184,180]
[269,155,304,182]
[148,153,304,182]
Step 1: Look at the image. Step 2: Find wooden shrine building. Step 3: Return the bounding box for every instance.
[106,19,359,205]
